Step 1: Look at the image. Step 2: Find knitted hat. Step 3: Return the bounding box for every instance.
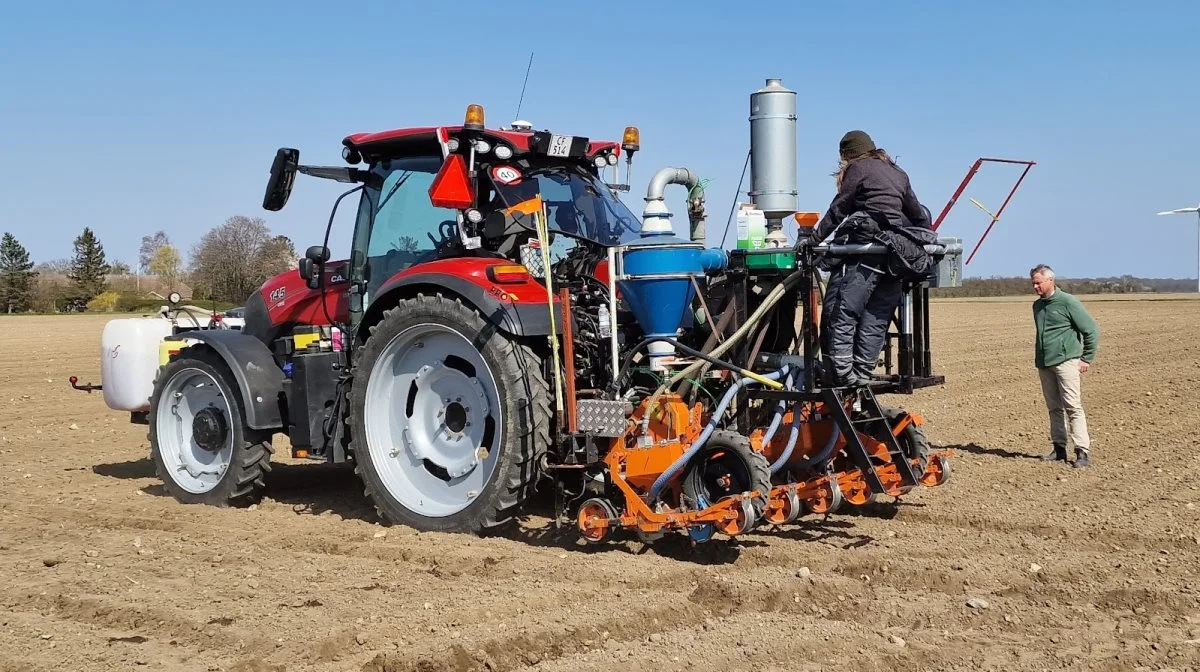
[839,130,876,159]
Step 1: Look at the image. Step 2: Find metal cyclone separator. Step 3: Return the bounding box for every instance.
[616,236,726,372]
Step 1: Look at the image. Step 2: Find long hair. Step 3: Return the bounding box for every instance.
[834,148,896,189]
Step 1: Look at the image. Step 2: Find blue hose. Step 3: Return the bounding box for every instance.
[647,366,789,503]
[774,410,843,473]
[756,367,794,448]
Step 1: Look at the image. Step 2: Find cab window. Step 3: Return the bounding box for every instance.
[354,155,459,299]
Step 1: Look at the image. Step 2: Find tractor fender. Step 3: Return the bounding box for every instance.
[367,272,565,338]
[166,329,286,431]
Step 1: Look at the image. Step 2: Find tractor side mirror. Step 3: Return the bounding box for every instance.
[263,148,300,212]
[298,258,317,288]
[299,245,330,290]
[306,245,330,263]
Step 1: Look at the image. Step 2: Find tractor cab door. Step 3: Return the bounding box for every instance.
[347,154,460,318]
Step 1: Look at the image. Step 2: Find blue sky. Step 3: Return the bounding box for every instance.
[2,1,1198,279]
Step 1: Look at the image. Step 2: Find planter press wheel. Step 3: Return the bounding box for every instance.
[763,485,803,525]
[804,474,843,515]
[577,497,618,544]
[841,480,877,507]
[920,453,952,487]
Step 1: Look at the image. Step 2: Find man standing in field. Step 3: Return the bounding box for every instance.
[1030,264,1100,467]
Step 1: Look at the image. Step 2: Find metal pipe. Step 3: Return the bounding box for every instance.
[607,246,619,382]
[559,287,579,434]
[911,286,925,377]
[922,286,933,375]
[643,167,706,242]
[813,242,964,256]
[645,167,700,202]
[932,159,982,231]
[899,291,913,378]
[966,162,1034,265]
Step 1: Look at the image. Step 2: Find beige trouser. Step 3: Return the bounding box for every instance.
[1038,358,1090,451]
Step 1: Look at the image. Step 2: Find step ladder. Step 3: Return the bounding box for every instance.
[822,384,920,495]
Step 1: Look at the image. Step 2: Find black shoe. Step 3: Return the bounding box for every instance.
[1042,444,1068,462]
[1072,448,1090,468]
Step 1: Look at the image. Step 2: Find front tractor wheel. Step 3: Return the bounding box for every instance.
[349,294,550,533]
[148,350,273,506]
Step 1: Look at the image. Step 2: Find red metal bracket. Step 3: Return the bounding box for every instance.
[931,157,1036,265]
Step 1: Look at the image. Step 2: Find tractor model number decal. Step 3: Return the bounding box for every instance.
[491,165,522,185]
[269,287,286,306]
[488,285,512,303]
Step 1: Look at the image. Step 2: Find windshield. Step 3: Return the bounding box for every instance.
[493,167,642,247]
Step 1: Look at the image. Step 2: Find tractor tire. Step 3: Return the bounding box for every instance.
[348,293,551,533]
[148,348,273,506]
[681,430,772,530]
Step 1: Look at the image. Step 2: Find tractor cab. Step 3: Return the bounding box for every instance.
[260,104,640,338]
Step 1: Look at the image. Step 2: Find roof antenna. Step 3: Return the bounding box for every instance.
[512,52,534,129]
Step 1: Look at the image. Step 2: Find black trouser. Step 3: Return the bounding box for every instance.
[820,261,903,385]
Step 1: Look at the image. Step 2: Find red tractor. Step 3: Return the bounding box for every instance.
[89,87,959,545]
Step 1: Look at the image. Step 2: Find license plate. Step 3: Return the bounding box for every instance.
[547,133,573,157]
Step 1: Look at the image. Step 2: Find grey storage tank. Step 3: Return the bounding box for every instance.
[748,78,798,235]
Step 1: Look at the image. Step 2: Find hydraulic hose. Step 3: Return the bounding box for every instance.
[758,368,798,448]
[646,366,789,503]
[794,423,842,470]
[772,404,844,474]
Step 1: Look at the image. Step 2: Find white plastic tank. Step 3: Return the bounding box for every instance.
[100,318,174,412]
[735,204,767,250]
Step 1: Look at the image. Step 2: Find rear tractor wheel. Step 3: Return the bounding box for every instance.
[148,349,273,506]
[349,294,551,532]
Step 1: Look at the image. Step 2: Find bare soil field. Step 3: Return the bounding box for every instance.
[3,298,1200,672]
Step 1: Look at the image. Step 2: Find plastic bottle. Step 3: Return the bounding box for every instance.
[597,304,611,338]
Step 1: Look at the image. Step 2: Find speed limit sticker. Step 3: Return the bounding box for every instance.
[491,165,522,185]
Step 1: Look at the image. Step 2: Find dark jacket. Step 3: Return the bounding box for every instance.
[813,156,931,243]
[811,156,937,280]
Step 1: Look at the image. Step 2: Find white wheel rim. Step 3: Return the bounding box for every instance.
[363,322,504,518]
[155,368,234,494]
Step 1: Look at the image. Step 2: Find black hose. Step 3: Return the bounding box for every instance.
[611,335,757,396]
[657,338,753,377]
[610,337,658,393]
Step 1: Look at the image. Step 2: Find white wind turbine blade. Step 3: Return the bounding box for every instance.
[1157,207,1200,215]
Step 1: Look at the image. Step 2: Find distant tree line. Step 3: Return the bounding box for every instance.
[930,275,1197,298]
[0,216,297,314]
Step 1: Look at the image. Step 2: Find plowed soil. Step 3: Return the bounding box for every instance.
[3,297,1200,672]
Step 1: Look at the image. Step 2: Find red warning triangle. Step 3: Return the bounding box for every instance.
[428,154,476,209]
